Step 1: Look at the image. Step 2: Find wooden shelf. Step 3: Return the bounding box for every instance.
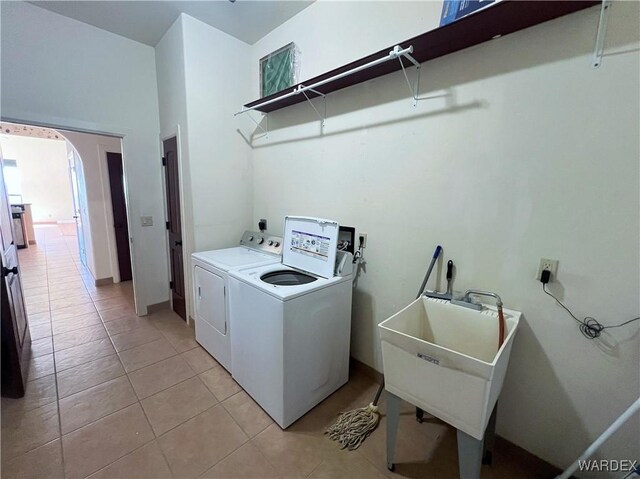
[244,0,599,113]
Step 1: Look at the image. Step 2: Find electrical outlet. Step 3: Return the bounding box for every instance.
[359,233,367,248]
[537,258,558,281]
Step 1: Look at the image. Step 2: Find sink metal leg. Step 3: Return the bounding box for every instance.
[457,429,484,479]
[482,404,497,465]
[386,391,401,472]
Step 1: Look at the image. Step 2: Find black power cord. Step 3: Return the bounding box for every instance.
[542,282,640,339]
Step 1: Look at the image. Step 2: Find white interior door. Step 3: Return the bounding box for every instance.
[67,149,86,266]
[194,266,226,335]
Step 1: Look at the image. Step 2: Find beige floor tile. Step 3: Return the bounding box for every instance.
[158,323,198,353]
[62,403,155,479]
[118,337,177,373]
[158,404,248,479]
[103,317,158,336]
[49,294,93,311]
[109,326,163,352]
[1,374,57,415]
[50,303,97,321]
[251,424,331,479]
[222,391,273,438]
[53,324,108,351]
[26,311,51,326]
[48,287,89,301]
[48,280,86,294]
[28,321,52,340]
[26,302,49,315]
[51,312,102,335]
[89,287,131,302]
[54,337,116,372]
[87,441,173,479]
[47,274,86,286]
[24,293,49,305]
[59,376,137,434]
[199,364,241,401]
[141,377,217,436]
[24,353,55,380]
[128,355,195,399]
[57,354,125,399]
[94,296,133,312]
[30,337,53,358]
[1,402,60,461]
[181,346,219,374]
[308,448,387,479]
[99,305,137,322]
[22,285,49,297]
[200,442,281,479]
[0,439,64,479]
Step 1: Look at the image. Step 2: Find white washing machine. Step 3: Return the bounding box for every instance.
[229,216,353,428]
[191,230,282,373]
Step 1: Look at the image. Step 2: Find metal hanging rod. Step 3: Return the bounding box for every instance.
[234,45,418,117]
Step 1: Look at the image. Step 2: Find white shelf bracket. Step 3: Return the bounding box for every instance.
[592,0,612,68]
[298,86,326,128]
[236,109,269,140]
[397,52,422,107]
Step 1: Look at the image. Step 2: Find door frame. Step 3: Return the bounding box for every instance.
[2,115,143,315]
[98,144,129,284]
[160,126,192,324]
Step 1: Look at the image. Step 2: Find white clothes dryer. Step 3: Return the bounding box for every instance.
[191,230,282,373]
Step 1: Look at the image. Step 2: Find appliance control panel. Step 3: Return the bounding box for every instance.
[239,230,282,256]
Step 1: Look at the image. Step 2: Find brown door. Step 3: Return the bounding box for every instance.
[0,156,30,397]
[106,153,132,282]
[163,137,186,320]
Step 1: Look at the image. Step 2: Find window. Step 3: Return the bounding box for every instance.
[3,159,22,204]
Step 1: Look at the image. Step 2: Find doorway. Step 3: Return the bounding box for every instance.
[106,152,132,282]
[162,136,186,321]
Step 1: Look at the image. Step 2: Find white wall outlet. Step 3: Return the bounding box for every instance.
[537,258,558,280]
[359,233,367,249]
[140,216,153,227]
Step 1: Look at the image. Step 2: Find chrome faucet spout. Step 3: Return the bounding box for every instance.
[464,289,503,307]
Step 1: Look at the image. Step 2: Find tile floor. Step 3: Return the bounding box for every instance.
[2,225,558,479]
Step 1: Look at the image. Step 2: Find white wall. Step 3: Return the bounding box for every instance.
[155,14,253,319]
[62,130,122,282]
[0,135,74,223]
[248,1,639,474]
[1,2,167,313]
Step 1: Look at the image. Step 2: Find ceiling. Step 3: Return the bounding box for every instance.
[28,1,314,46]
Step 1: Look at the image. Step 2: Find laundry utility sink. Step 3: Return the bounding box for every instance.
[379,297,521,440]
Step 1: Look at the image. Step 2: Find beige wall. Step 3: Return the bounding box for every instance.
[248,1,639,476]
[0,134,74,223]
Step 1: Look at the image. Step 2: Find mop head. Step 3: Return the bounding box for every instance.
[325,402,380,450]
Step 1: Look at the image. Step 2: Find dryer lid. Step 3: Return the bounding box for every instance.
[282,216,339,279]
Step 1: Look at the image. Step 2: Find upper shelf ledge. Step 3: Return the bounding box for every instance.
[242,0,599,114]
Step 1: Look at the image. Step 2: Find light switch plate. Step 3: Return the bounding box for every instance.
[140,216,153,227]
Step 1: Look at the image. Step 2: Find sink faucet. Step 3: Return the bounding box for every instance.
[450,289,503,312]
[463,289,503,307]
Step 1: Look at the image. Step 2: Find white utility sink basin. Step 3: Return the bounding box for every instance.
[379,297,521,440]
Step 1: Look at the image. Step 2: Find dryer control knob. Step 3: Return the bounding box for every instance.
[257,237,264,244]
[268,240,274,246]
[248,236,254,242]
[274,241,280,247]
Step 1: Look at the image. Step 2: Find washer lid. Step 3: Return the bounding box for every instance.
[282,216,339,279]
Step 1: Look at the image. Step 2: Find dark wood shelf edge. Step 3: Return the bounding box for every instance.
[244,0,599,114]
